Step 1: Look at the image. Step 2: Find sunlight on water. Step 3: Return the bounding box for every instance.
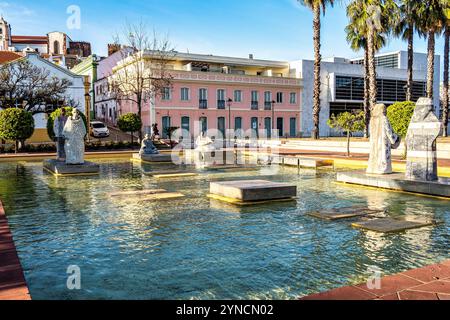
[0,160,448,300]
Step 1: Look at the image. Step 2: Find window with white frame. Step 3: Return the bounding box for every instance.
[276,92,283,103]
[234,90,242,102]
[290,92,297,104]
[162,87,171,100]
[181,87,190,101]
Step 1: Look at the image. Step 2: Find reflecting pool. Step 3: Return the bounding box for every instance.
[0,160,448,300]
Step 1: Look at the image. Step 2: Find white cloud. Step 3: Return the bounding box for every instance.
[0,2,35,19]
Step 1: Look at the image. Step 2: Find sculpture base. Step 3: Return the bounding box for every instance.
[43,159,100,176]
[210,180,297,203]
[132,153,174,163]
[184,149,236,166]
[337,171,450,198]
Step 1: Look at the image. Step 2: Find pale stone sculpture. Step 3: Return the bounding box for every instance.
[139,134,160,155]
[63,109,86,165]
[195,132,215,153]
[367,104,400,175]
[405,98,442,181]
[53,108,68,161]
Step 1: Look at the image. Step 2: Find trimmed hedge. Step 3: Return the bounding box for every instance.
[0,108,35,142]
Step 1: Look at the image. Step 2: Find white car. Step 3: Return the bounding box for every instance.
[90,121,110,138]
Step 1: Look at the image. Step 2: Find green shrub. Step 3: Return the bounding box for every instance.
[387,101,415,159]
[0,108,35,152]
[117,113,142,145]
[47,107,87,140]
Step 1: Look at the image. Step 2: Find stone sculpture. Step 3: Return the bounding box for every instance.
[195,132,215,153]
[53,108,68,161]
[405,97,442,181]
[63,109,86,165]
[367,104,400,175]
[139,134,160,156]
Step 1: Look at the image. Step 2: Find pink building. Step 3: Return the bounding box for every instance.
[112,52,303,138]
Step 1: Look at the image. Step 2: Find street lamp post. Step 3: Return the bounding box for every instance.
[227,98,233,147]
[271,100,276,139]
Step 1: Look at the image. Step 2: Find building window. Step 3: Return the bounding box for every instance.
[277,118,283,137]
[234,90,242,102]
[290,92,297,104]
[276,92,283,104]
[162,87,171,100]
[217,89,225,109]
[162,116,171,138]
[234,117,242,130]
[218,117,226,137]
[199,88,208,109]
[200,117,207,134]
[53,41,60,54]
[290,118,297,137]
[264,117,272,138]
[181,87,190,101]
[251,91,259,110]
[181,116,190,133]
[264,91,272,110]
[251,117,259,138]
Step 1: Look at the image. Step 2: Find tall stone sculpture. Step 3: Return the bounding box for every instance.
[367,104,400,175]
[405,98,442,181]
[53,108,68,161]
[63,109,86,165]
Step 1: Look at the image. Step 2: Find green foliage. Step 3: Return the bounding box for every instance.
[47,107,87,140]
[387,101,415,138]
[327,111,365,134]
[117,113,142,134]
[0,108,35,141]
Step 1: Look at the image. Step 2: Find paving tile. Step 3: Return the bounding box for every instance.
[300,286,377,300]
[402,263,450,283]
[355,274,423,297]
[410,280,450,295]
[398,290,439,300]
[377,293,399,300]
[437,293,450,300]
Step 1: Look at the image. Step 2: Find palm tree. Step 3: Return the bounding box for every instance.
[442,1,449,136]
[346,0,386,137]
[298,0,335,139]
[418,0,445,100]
[393,0,422,101]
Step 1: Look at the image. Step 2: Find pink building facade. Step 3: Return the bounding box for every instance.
[108,52,303,139]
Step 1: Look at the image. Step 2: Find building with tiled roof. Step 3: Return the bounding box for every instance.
[0,51,22,64]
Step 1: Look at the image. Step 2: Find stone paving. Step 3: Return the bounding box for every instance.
[301,260,450,300]
[0,201,30,300]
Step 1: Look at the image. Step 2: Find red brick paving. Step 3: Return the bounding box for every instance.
[300,260,450,300]
[0,200,30,300]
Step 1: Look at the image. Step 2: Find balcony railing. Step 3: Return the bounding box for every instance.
[217,100,225,109]
[251,101,259,110]
[199,99,208,109]
[264,102,272,110]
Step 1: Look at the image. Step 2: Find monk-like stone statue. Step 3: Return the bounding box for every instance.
[63,109,86,165]
[139,134,160,155]
[367,104,400,175]
[53,108,68,161]
[405,98,442,181]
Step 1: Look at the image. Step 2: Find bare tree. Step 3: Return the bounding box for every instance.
[0,59,72,114]
[110,21,175,142]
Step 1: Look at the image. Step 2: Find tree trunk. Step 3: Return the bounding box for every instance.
[426,30,435,100]
[443,26,449,137]
[347,131,351,157]
[131,131,134,146]
[406,27,414,102]
[312,4,322,140]
[137,97,143,143]
[363,45,370,138]
[15,140,18,154]
[367,28,377,112]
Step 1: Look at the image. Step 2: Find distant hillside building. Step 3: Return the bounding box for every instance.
[0,16,91,69]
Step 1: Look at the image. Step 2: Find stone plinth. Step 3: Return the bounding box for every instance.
[307,207,382,220]
[132,153,174,163]
[337,171,450,198]
[43,159,100,176]
[184,149,236,166]
[210,180,297,202]
[352,218,436,233]
[283,157,333,168]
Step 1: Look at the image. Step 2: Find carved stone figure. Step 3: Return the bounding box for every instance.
[367,104,400,175]
[63,109,86,165]
[195,132,215,153]
[405,98,442,181]
[139,134,160,155]
[53,108,68,161]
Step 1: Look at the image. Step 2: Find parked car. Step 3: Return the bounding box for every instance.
[90,121,110,138]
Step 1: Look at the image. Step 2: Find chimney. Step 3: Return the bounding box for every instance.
[108,43,121,56]
[249,54,254,60]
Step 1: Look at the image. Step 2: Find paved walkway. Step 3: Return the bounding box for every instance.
[301,260,450,300]
[0,201,30,300]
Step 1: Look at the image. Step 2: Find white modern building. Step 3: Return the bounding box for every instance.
[292,51,440,137]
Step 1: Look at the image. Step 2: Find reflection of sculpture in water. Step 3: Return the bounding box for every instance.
[405,97,442,181]
[63,109,86,165]
[367,104,400,175]
[139,134,160,155]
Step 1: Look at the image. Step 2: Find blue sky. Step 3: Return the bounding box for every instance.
[0,0,446,67]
